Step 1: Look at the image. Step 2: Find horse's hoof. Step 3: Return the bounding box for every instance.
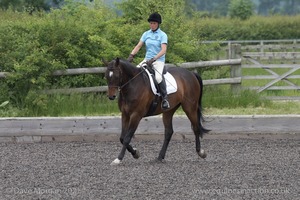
[198,149,207,159]
[110,158,122,166]
[133,148,140,159]
[150,158,165,164]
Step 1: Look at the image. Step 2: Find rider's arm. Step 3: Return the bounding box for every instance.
[154,43,167,60]
[130,41,144,56]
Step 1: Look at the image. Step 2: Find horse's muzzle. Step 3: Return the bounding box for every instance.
[108,95,116,100]
[107,87,118,100]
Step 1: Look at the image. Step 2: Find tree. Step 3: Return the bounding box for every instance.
[257,0,280,15]
[228,0,254,20]
[115,0,212,62]
[283,0,300,15]
[116,0,187,23]
[0,0,22,10]
[0,0,62,12]
[187,0,231,17]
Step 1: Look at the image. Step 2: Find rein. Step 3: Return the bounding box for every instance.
[120,69,144,89]
[109,67,145,91]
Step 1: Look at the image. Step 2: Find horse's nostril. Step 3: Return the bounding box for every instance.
[108,96,116,100]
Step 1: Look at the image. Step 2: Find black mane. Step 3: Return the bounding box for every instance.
[117,58,142,77]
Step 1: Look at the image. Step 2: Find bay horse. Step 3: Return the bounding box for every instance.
[104,58,209,165]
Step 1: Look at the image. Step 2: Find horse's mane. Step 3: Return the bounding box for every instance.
[118,58,142,77]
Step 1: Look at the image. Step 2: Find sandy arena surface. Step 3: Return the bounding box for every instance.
[0,135,299,199]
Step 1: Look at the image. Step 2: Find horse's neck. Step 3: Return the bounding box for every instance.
[120,66,148,94]
[121,64,142,82]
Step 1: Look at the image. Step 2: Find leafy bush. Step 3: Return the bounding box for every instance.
[1,0,300,116]
[0,0,217,114]
[115,0,214,63]
[0,3,117,111]
[196,15,300,40]
[228,0,254,20]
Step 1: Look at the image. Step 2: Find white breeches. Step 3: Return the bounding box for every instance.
[137,60,165,83]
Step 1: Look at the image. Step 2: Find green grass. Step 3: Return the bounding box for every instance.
[242,61,300,97]
[203,85,268,108]
[0,94,119,117]
[1,87,299,117]
[40,93,120,117]
[203,51,300,98]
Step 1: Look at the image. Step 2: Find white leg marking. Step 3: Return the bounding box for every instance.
[199,149,207,159]
[110,158,122,166]
[200,149,205,154]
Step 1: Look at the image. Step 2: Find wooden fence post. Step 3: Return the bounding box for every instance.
[230,44,242,93]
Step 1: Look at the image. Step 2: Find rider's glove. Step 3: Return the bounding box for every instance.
[127,54,134,62]
[146,58,156,66]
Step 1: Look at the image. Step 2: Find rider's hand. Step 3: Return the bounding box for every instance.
[127,54,134,62]
[146,58,156,66]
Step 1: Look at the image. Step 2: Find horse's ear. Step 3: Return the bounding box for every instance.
[115,57,120,65]
[102,58,109,66]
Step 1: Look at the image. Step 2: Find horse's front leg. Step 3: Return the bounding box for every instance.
[111,114,141,165]
[111,130,140,165]
[120,113,140,159]
[119,137,140,159]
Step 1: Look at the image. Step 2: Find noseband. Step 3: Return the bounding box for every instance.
[108,65,145,91]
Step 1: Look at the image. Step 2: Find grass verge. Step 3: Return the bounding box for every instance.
[1,87,299,117]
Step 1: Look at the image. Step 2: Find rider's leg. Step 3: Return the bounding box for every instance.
[153,61,170,109]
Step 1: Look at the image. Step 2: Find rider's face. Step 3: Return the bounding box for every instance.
[149,21,159,31]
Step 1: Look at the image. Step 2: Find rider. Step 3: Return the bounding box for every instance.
[127,12,170,109]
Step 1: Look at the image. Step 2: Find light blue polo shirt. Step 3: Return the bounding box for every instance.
[140,28,168,62]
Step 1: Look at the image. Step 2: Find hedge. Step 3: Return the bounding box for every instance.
[195,15,300,40]
[1,3,300,111]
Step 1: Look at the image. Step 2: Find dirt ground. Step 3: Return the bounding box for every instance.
[0,134,299,200]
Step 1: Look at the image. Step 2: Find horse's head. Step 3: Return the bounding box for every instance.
[104,58,123,100]
[104,57,141,100]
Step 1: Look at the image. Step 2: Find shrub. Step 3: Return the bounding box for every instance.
[1,0,300,116]
[0,4,116,111]
[228,0,254,20]
[196,15,300,41]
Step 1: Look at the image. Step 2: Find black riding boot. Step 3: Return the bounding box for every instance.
[158,79,170,109]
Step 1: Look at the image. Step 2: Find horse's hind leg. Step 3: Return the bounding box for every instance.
[157,107,179,161]
[183,106,207,159]
[194,128,207,159]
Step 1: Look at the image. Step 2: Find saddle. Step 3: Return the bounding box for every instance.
[143,65,177,96]
[142,65,177,116]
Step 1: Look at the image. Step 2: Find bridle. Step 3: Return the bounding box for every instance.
[107,64,145,91]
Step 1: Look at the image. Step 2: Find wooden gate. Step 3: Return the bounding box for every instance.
[237,40,300,100]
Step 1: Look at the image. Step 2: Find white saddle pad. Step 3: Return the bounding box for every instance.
[144,69,177,95]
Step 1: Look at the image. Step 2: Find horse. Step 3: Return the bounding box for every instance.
[104,58,209,165]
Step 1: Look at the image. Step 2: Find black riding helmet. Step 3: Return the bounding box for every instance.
[147,12,162,24]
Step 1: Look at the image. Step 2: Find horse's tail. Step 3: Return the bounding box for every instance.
[193,72,210,137]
